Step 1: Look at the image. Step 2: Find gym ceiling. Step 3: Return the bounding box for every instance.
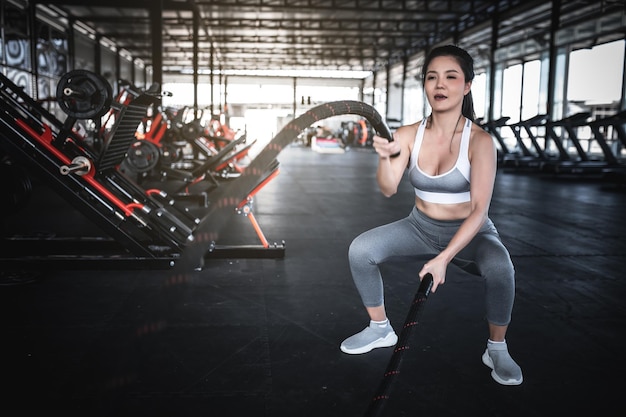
[37,0,624,80]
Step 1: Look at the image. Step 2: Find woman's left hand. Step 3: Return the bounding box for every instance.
[419,256,448,292]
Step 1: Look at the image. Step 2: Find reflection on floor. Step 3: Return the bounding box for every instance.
[1,145,625,416]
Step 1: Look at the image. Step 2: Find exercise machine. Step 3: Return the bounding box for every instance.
[0,70,202,268]
[544,112,620,176]
[504,114,553,170]
[480,116,511,167]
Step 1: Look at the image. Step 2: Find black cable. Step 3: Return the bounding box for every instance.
[364,273,434,417]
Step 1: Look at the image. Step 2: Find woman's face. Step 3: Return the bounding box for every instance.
[424,55,471,113]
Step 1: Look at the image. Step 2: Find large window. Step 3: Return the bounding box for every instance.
[73,31,96,72]
[162,76,363,155]
[521,60,541,120]
[567,39,624,110]
[36,21,67,78]
[501,63,522,123]
[491,59,541,121]
[35,20,67,111]
[472,72,487,121]
[402,82,424,125]
[1,1,32,94]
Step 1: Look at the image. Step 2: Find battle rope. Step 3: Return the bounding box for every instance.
[173,100,392,271]
[169,100,431,416]
[364,273,434,417]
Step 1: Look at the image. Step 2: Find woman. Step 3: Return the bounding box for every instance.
[340,45,522,386]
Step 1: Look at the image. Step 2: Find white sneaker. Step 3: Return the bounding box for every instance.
[340,321,398,354]
[482,341,523,385]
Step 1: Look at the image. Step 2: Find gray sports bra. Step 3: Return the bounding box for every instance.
[408,118,472,204]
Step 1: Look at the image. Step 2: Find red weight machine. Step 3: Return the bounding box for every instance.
[0,70,284,270]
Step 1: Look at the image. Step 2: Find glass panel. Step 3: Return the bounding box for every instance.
[37,75,60,116]
[100,45,117,92]
[134,64,145,89]
[502,63,522,123]
[4,3,30,71]
[6,68,31,92]
[472,72,487,121]
[402,84,424,125]
[552,47,568,121]
[74,33,96,72]
[50,27,68,76]
[120,55,133,84]
[521,60,541,120]
[36,21,67,77]
[538,52,550,115]
[492,64,504,120]
[567,39,624,108]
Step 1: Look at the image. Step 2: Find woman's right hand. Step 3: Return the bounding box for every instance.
[372,133,401,159]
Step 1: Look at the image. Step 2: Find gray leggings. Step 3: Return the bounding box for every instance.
[348,207,515,326]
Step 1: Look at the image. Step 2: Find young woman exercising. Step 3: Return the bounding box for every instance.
[340,45,523,386]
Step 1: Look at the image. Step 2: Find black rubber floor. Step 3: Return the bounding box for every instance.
[2,145,624,416]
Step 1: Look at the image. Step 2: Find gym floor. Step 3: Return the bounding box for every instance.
[2,145,624,416]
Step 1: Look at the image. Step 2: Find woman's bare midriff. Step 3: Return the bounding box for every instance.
[415,196,471,221]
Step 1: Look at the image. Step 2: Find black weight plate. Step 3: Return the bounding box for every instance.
[126,140,160,173]
[56,69,113,119]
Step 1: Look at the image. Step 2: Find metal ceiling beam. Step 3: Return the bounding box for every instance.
[38,0,619,77]
[197,17,444,33]
[36,0,191,9]
[193,0,474,16]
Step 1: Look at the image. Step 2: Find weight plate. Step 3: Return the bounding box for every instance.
[159,143,181,165]
[126,140,160,173]
[181,121,201,141]
[56,69,113,119]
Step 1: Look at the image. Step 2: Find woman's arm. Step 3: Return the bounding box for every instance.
[372,124,415,197]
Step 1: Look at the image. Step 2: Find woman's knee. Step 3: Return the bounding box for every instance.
[476,239,515,278]
[485,254,515,279]
[348,232,376,264]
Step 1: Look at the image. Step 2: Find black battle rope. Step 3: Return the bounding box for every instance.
[172,100,392,271]
[364,273,434,417]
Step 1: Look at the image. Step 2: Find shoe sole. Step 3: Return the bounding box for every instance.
[340,332,398,355]
[482,350,523,386]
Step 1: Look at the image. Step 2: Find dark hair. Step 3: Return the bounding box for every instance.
[422,44,476,121]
